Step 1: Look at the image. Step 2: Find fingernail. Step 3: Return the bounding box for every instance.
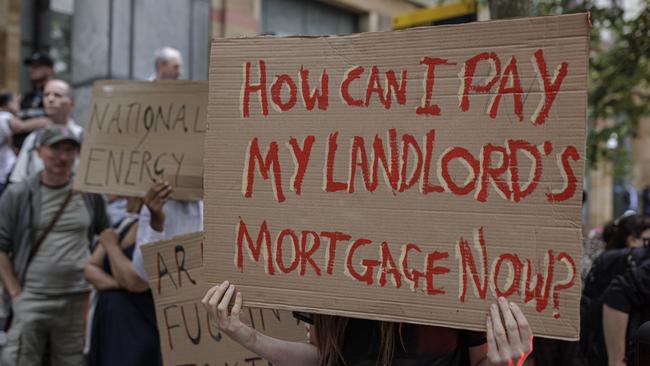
[229,284,234,290]
[491,304,497,311]
[510,302,516,308]
[222,281,229,287]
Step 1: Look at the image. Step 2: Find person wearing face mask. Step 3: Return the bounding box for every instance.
[9,79,83,184]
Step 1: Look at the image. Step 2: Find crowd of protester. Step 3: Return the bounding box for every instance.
[0,48,648,366]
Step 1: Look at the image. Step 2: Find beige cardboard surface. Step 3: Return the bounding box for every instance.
[74,80,207,200]
[204,14,589,340]
[142,232,306,365]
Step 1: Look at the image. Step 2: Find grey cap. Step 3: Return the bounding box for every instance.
[37,125,81,147]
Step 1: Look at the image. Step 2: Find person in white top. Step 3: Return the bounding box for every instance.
[0,92,50,193]
[10,80,83,183]
[96,181,203,291]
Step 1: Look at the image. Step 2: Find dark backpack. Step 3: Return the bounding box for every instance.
[580,247,650,365]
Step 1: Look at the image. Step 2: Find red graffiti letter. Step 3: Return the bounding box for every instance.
[270,74,298,112]
[458,227,488,302]
[417,57,455,116]
[242,60,268,118]
[532,49,568,125]
[346,238,379,285]
[276,229,300,274]
[508,139,542,203]
[236,218,275,275]
[341,66,364,107]
[441,147,480,196]
[324,132,347,192]
[460,52,501,112]
[299,231,322,276]
[321,231,352,275]
[399,134,423,192]
[546,145,580,203]
[477,143,511,202]
[244,138,285,203]
[288,135,315,195]
[425,251,450,295]
[489,56,523,121]
[493,253,523,298]
[300,66,329,111]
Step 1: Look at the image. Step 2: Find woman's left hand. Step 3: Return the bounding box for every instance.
[486,297,533,366]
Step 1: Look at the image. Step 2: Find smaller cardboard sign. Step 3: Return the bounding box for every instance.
[74,80,207,200]
[141,232,306,366]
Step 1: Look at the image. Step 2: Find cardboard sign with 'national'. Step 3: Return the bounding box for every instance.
[141,232,306,366]
[75,81,206,200]
[204,14,589,340]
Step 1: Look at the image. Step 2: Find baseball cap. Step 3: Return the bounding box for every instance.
[23,52,54,67]
[37,125,81,147]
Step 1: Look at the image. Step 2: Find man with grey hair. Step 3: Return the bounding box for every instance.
[148,46,183,81]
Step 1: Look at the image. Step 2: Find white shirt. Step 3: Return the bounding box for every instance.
[132,199,203,280]
[9,120,83,183]
[0,112,16,184]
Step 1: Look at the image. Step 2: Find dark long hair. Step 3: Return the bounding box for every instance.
[313,315,396,366]
[604,213,644,250]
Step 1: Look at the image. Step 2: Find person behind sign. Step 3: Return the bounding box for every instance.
[14,52,55,149]
[0,91,50,195]
[85,196,163,366]
[202,282,532,366]
[148,47,183,81]
[579,213,650,365]
[9,79,83,184]
[0,125,109,366]
[603,258,650,366]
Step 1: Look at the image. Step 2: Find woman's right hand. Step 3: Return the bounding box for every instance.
[202,281,253,346]
[98,229,119,248]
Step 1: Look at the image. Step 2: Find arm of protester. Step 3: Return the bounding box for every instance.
[202,282,320,366]
[9,132,35,183]
[601,261,650,366]
[472,297,533,366]
[84,244,120,290]
[8,116,50,135]
[0,253,21,300]
[603,304,627,366]
[142,181,172,233]
[0,188,21,300]
[99,229,149,293]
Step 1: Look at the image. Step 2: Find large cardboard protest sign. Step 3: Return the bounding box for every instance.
[141,232,306,366]
[75,81,207,200]
[204,14,589,340]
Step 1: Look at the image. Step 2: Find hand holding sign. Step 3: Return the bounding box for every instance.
[486,298,533,366]
[143,181,172,231]
[201,281,251,347]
